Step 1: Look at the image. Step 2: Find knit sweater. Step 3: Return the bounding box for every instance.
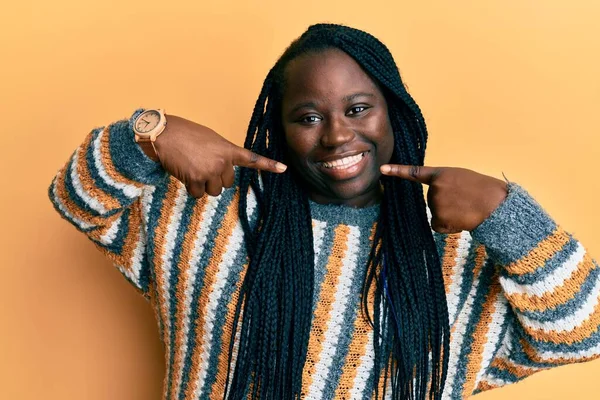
[49,110,600,400]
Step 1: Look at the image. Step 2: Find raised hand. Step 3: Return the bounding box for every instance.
[380,164,508,234]
[151,114,287,198]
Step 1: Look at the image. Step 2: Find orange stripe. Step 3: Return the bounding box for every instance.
[475,379,499,392]
[505,228,571,275]
[462,273,502,397]
[371,361,388,400]
[210,262,248,398]
[337,281,377,399]
[76,130,122,210]
[523,291,600,344]
[505,252,596,312]
[490,357,541,380]
[184,191,240,400]
[55,161,120,229]
[152,178,181,359]
[472,244,487,278]
[91,199,142,272]
[442,233,460,294]
[145,277,170,392]
[167,197,208,400]
[301,225,350,396]
[336,225,378,399]
[99,125,145,188]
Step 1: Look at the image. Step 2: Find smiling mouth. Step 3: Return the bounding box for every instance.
[319,152,368,169]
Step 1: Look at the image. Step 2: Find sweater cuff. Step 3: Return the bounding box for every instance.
[470,182,558,266]
[107,108,168,186]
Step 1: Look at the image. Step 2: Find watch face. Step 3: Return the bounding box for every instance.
[135,110,160,134]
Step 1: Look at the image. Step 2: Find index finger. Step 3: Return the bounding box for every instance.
[232,146,287,173]
[380,164,439,185]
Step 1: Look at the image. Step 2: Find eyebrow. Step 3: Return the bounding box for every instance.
[342,92,375,102]
[288,92,376,115]
[289,101,318,115]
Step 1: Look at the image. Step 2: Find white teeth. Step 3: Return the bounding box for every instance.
[322,152,365,169]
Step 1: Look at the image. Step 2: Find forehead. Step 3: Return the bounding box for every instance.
[282,48,381,104]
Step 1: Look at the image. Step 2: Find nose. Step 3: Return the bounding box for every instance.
[320,116,354,148]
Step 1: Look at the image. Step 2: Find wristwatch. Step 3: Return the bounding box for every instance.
[133,108,168,161]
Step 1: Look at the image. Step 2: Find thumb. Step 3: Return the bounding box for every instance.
[232,146,287,173]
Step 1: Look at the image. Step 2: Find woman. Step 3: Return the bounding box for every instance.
[48,23,600,400]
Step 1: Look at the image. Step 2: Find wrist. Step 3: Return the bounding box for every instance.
[131,108,168,163]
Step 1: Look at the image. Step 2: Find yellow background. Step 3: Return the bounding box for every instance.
[1,1,599,399]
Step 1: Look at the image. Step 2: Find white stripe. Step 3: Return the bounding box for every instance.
[134,185,155,281]
[126,223,146,288]
[51,176,94,230]
[193,199,257,398]
[127,187,154,285]
[160,185,188,327]
[99,215,121,244]
[518,269,600,333]
[426,204,433,226]
[159,184,188,400]
[306,226,360,399]
[221,190,255,394]
[70,151,108,214]
[141,186,156,230]
[172,193,222,400]
[116,264,138,286]
[349,329,375,399]
[536,341,600,361]
[442,261,485,400]
[473,291,509,390]
[92,128,142,199]
[446,231,473,325]
[481,374,509,388]
[223,187,257,395]
[224,310,242,399]
[501,243,586,296]
[313,220,327,261]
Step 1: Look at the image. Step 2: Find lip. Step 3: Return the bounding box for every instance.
[316,150,370,181]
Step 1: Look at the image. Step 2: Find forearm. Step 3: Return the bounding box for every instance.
[470,183,600,364]
[48,109,168,240]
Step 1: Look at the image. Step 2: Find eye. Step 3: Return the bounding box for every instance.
[298,115,322,124]
[347,105,369,115]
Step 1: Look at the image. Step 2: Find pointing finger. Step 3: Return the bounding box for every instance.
[380,164,439,185]
[232,146,287,173]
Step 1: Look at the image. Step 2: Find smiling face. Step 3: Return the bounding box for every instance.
[280,48,395,207]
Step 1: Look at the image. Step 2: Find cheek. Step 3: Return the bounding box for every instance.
[284,129,314,166]
[371,117,395,162]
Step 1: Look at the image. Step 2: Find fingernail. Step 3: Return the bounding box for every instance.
[276,162,287,172]
[380,165,391,173]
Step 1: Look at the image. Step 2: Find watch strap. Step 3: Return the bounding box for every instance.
[130,108,162,162]
[137,139,160,162]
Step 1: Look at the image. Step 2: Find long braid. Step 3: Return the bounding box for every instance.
[228,23,450,400]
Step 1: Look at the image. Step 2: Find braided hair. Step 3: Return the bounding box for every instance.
[226,23,450,400]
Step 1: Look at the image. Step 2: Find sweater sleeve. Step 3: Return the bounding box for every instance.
[48,108,169,298]
[468,182,600,392]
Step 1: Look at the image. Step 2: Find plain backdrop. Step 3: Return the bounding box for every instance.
[1,1,599,399]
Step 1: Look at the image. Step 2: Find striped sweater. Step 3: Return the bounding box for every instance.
[49,109,600,399]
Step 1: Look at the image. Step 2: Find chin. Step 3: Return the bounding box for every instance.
[328,179,381,204]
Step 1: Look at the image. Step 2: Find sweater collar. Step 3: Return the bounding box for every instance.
[308,199,380,227]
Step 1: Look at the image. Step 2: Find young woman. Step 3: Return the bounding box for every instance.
[49,23,600,400]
